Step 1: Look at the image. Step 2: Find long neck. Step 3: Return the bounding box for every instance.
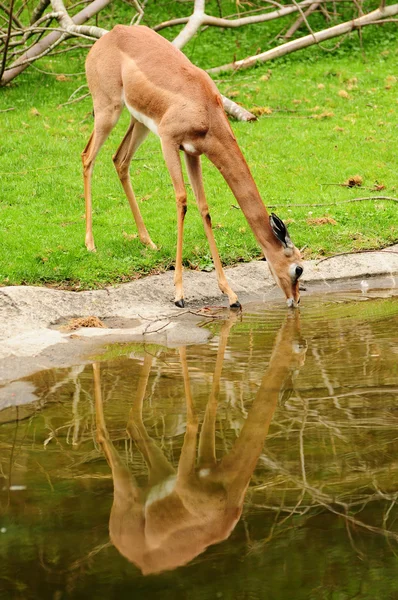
[204,126,277,253]
[217,316,301,503]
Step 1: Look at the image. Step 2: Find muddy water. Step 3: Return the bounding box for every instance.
[1,290,398,600]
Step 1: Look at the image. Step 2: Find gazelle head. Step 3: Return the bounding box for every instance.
[267,213,304,308]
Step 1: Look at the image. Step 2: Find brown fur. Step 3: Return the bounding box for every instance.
[83,25,303,306]
[94,314,306,574]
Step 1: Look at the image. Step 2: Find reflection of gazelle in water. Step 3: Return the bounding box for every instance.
[94,314,306,575]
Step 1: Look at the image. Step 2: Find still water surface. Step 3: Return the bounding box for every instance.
[1,290,398,599]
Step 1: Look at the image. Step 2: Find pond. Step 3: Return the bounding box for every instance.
[1,288,398,600]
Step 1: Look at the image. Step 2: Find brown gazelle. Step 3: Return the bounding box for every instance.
[94,314,306,574]
[83,25,304,308]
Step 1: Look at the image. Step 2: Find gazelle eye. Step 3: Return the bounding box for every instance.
[295,266,303,279]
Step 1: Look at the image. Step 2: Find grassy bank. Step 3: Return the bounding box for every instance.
[1,19,397,289]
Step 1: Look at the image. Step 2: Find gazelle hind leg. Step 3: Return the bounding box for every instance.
[184,153,240,308]
[113,119,156,249]
[82,104,122,251]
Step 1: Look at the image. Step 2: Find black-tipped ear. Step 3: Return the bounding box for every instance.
[270,213,291,248]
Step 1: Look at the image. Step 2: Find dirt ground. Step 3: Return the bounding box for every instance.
[1,246,398,386]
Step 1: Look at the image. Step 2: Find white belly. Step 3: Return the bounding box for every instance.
[123,95,159,136]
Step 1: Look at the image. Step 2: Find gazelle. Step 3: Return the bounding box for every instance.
[83,25,304,308]
[94,314,306,574]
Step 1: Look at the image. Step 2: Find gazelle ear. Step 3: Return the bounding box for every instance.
[270,213,293,249]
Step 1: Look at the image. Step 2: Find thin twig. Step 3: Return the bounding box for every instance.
[268,196,398,208]
[58,91,90,107]
[0,165,67,176]
[0,0,15,81]
[316,248,398,265]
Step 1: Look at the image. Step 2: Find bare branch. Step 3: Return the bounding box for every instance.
[171,0,205,50]
[157,0,324,38]
[30,0,50,25]
[221,95,257,122]
[0,1,23,28]
[284,1,320,39]
[50,0,107,37]
[0,0,16,81]
[207,4,398,74]
[1,0,112,85]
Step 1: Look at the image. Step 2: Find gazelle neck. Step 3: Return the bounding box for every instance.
[203,126,278,254]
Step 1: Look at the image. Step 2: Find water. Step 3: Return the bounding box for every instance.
[1,290,398,599]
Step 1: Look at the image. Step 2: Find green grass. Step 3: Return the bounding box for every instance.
[1,16,398,289]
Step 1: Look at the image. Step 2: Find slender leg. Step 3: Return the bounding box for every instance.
[184,153,240,308]
[161,139,187,307]
[113,119,156,249]
[82,104,122,251]
[93,362,139,501]
[178,347,199,479]
[197,318,234,468]
[126,354,175,486]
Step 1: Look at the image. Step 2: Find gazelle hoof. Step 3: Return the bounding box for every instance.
[230,301,241,310]
[145,240,157,250]
[175,299,185,308]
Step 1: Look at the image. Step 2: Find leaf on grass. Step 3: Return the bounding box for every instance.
[123,231,138,241]
[338,90,350,99]
[56,74,69,82]
[307,216,337,226]
[228,90,240,98]
[317,83,325,90]
[260,70,272,82]
[385,75,397,90]
[344,175,363,188]
[371,183,386,192]
[312,111,334,120]
[249,106,272,116]
[30,107,40,116]
[346,77,358,90]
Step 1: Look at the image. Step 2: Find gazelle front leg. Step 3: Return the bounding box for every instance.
[198,317,236,469]
[126,354,175,486]
[161,139,187,307]
[184,153,240,308]
[178,347,199,479]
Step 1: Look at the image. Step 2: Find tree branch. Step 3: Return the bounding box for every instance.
[0,0,16,81]
[1,0,111,85]
[207,3,398,74]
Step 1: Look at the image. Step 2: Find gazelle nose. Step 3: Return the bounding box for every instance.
[295,266,303,278]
